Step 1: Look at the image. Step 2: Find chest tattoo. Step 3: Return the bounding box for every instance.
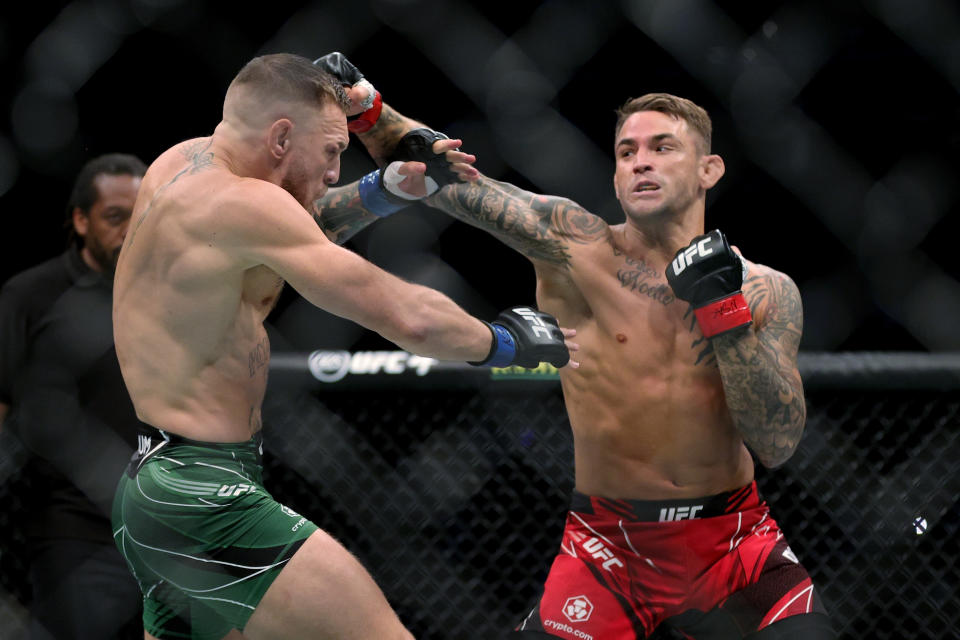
[613,251,676,306]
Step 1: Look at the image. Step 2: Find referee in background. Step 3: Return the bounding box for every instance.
[0,153,147,639]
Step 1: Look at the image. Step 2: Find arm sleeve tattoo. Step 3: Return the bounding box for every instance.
[309,103,426,243]
[312,183,382,245]
[355,104,425,167]
[711,270,806,468]
[424,175,607,268]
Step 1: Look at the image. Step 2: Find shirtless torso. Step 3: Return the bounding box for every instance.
[114,138,287,442]
[536,225,762,499]
[114,119,496,444]
[425,107,806,501]
[339,84,828,636]
[110,54,573,640]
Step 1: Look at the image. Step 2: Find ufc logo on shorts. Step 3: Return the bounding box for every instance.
[514,307,552,339]
[659,505,704,522]
[581,536,624,571]
[670,238,714,275]
[137,434,151,455]
[218,483,255,497]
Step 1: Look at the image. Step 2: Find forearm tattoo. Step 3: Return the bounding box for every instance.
[712,271,806,467]
[356,104,419,166]
[312,184,380,245]
[425,177,606,267]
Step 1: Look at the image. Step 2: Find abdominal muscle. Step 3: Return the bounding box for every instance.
[116,297,271,443]
[559,343,755,501]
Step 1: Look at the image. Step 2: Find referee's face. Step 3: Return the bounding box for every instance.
[73,173,142,274]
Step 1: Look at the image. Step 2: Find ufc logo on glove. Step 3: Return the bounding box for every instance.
[669,237,715,275]
[665,230,753,339]
[513,307,554,339]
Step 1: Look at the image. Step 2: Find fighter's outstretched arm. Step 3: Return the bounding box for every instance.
[311,183,380,245]
[311,135,471,245]
[312,52,486,245]
[314,52,430,166]
[310,52,605,260]
[354,103,426,167]
[309,51,431,243]
[425,176,608,268]
[223,180,578,368]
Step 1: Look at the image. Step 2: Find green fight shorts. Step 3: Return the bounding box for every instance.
[112,429,318,639]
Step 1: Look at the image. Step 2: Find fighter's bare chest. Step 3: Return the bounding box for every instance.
[549,250,717,367]
[574,250,681,316]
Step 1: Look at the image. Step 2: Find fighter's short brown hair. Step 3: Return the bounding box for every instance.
[615,93,713,154]
[229,53,350,113]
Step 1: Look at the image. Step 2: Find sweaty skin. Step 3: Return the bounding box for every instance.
[530,222,791,498]
[114,139,281,440]
[113,101,497,443]
[424,110,805,499]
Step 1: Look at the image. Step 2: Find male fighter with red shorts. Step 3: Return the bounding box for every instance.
[314,53,834,639]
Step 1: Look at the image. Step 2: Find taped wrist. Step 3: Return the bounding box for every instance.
[468,322,516,367]
[694,292,752,338]
[381,162,438,199]
[348,90,382,134]
[358,169,407,217]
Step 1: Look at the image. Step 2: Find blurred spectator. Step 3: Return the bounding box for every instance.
[0,153,147,639]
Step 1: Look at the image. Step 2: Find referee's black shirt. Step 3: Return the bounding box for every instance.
[0,246,145,549]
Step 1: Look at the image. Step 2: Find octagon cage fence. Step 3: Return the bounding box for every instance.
[1,351,958,639]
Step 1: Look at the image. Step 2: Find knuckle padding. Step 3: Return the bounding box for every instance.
[497,309,569,368]
[313,52,363,85]
[388,128,460,187]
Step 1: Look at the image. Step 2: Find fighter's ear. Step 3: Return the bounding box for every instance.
[700,153,725,190]
[268,119,293,159]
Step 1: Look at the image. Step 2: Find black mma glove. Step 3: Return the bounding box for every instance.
[665,229,752,339]
[388,128,461,190]
[470,307,570,368]
[313,51,382,133]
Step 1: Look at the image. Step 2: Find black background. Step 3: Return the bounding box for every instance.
[1,0,958,352]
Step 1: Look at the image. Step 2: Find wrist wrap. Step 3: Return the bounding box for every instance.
[694,292,752,338]
[348,91,382,134]
[358,169,405,217]
[469,322,516,367]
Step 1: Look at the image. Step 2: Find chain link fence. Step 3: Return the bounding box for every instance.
[4,354,955,639]
[3,0,959,352]
[2,2,960,638]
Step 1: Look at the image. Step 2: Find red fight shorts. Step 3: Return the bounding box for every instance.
[516,482,828,639]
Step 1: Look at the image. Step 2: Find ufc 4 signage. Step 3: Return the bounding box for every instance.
[670,237,714,275]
